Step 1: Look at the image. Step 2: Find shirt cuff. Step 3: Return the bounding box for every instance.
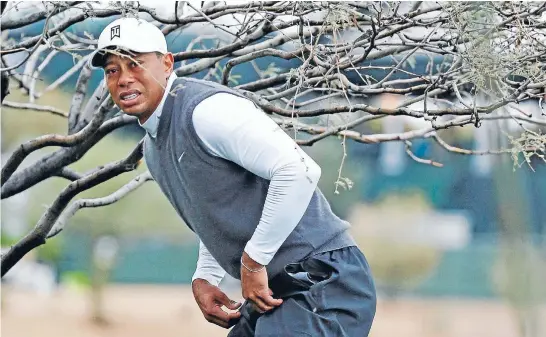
[243,240,274,266]
[191,271,224,287]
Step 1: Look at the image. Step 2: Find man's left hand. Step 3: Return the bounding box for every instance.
[240,252,283,313]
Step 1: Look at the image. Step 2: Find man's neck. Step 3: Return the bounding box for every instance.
[138,110,154,125]
[138,72,178,137]
[137,92,164,124]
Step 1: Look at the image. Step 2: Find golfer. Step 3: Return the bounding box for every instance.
[90,18,376,336]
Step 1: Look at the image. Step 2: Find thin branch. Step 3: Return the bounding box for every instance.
[297,114,387,146]
[47,171,153,239]
[276,115,476,146]
[1,115,138,200]
[0,2,83,30]
[405,140,444,167]
[28,49,59,102]
[2,8,152,54]
[175,56,224,77]
[72,81,108,133]
[374,22,442,87]
[185,2,241,40]
[160,2,281,28]
[0,15,53,71]
[68,62,92,134]
[1,100,68,118]
[1,140,144,277]
[432,133,510,155]
[1,97,114,187]
[36,54,91,98]
[222,47,306,85]
[53,167,83,181]
[241,90,510,118]
[1,69,9,102]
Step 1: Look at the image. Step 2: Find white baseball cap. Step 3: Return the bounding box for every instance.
[90,17,168,68]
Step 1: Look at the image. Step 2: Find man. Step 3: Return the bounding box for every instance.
[90,17,376,336]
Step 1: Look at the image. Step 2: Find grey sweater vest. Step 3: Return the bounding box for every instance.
[143,77,355,280]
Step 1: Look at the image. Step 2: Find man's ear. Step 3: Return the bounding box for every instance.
[163,52,174,74]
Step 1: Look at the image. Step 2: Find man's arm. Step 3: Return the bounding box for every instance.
[192,92,321,266]
[191,241,241,329]
[192,240,226,286]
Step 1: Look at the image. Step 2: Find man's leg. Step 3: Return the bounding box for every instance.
[254,246,377,336]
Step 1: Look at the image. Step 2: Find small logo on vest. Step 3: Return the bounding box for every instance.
[111,25,120,40]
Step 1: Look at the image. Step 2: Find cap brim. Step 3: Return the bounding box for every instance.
[89,46,138,68]
[89,49,108,68]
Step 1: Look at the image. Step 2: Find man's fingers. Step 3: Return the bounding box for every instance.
[216,292,242,310]
[260,291,283,307]
[208,305,241,323]
[224,310,241,322]
[204,314,232,329]
[251,292,280,312]
[246,289,283,312]
[251,298,273,313]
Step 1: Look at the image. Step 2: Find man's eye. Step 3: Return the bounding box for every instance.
[105,68,117,75]
[130,61,140,67]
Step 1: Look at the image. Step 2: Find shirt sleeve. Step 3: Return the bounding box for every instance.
[192,93,321,266]
[192,240,226,286]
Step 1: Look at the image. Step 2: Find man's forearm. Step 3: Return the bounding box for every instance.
[192,241,226,286]
[244,158,320,266]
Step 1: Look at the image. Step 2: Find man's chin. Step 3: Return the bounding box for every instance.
[120,106,154,124]
[120,105,146,116]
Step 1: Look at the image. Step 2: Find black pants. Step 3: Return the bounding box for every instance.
[228,246,377,336]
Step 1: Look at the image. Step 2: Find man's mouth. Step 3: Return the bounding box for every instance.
[122,93,139,100]
[120,91,141,103]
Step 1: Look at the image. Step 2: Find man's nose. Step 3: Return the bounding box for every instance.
[117,70,134,87]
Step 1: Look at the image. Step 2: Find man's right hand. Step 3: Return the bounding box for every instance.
[192,278,242,329]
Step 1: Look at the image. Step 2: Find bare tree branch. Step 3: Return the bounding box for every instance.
[405,140,444,167]
[68,63,92,134]
[1,69,9,102]
[2,0,546,277]
[1,140,144,277]
[222,47,306,85]
[294,114,386,146]
[53,167,84,182]
[1,100,68,118]
[1,115,138,199]
[36,54,91,98]
[0,2,83,30]
[1,97,114,187]
[432,133,510,156]
[47,171,153,239]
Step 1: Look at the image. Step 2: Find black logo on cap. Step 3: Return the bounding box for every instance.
[111,25,120,40]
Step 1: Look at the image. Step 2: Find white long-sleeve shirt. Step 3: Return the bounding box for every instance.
[140,74,321,286]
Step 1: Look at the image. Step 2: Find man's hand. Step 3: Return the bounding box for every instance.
[240,252,283,313]
[192,278,242,329]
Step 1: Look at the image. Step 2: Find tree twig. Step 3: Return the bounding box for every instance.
[1,115,138,199]
[1,140,144,277]
[1,97,114,187]
[405,140,443,167]
[53,167,83,181]
[47,171,153,239]
[1,100,68,118]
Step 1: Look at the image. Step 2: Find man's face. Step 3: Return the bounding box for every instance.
[104,51,174,122]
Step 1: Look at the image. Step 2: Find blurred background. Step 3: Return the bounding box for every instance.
[1,2,545,337]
